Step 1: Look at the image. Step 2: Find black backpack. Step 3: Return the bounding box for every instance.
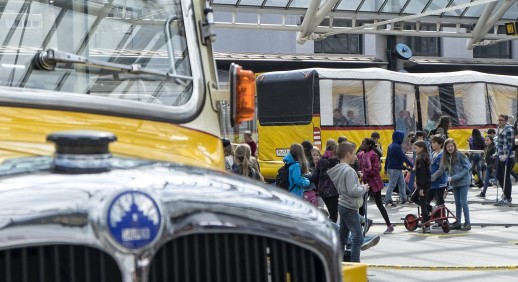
[275,163,293,191]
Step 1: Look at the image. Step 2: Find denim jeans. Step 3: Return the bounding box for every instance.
[384,169,407,204]
[497,158,514,200]
[452,185,470,225]
[482,166,494,194]
[338,205,363,262]
[470,153,483,181]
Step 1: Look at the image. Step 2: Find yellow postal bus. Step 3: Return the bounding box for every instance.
[0,1,358,281]
[257,68,518,181]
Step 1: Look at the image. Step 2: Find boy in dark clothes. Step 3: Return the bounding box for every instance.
[384,131,414,206]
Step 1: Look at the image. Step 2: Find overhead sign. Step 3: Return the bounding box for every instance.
[505,22,517,35]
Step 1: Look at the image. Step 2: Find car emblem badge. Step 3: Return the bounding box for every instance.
[107,191,161,249]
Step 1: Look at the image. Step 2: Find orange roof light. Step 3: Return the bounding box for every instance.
[230,63,256,126]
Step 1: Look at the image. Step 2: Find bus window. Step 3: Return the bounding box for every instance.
[257,71,314,125]
[333,80,365,125]
[365,80,392,125]
[394,83,416,134]
[487,84,518,123]
[321,80,365,126]
[453,83,487,125]
[420,86,442,132]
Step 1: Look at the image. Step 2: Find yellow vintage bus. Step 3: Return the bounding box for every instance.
[257,68,518,181]
[0,1,359,281]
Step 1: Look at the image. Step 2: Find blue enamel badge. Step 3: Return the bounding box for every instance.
[107,191,161,249]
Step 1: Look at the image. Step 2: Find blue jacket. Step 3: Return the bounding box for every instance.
[431,151,472,188]
[430,151,447,189]
[283,153,310,197]
[385,131,413,171]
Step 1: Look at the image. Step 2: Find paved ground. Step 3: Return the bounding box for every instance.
[361,183,518,282]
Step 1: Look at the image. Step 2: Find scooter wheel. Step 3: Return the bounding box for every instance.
[442,220,450,233]
[404,214,419,231]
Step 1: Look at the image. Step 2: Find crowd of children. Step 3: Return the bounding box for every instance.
[222,113,517,262]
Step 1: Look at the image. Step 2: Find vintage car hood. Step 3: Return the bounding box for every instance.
[0,160,338,249]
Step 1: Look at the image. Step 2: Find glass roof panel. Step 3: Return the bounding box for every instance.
[403,0,428,14]
[464,1,488,17]
[240,0,264,6]
[211,0,238,4]
[381,0,407,13]
[289,0,313,9]
[212,0,518,23]
[425,0,449,15]
[335,0,364,11]
[359,1,385,12]
[443,0,470,16]
[263,0,291,8]
[502,6,518,19]
[464,0,510,18]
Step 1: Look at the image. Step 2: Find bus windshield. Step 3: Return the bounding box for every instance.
[0,0,201,121]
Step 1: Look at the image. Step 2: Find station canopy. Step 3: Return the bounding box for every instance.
[211,0,518,50]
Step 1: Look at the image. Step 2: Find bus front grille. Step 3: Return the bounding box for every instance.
[0,245,122,282]
[149,233,326,282]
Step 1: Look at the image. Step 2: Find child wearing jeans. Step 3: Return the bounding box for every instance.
[478,135,496,198]
[328,141,370,262]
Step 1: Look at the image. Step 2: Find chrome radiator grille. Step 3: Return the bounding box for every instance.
[0,245,122,282]
[149,233,326,282]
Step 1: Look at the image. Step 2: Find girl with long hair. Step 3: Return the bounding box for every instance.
[232,144,263,181]
[431,138,472,231]
[358,138,394,234]
[433,115,450,138]
[478,135,496,198]
[411,140,432,233]
[468,128,485,187]
[282,143,310,197]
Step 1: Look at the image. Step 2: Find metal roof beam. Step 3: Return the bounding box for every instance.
[297,0,321,44]
[214,21,507,40]
[317,0,499,39]
[297,0,340,44]
[466,0,517,49]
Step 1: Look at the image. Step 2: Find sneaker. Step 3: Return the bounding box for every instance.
[363,219,373,235]
[421,226,431,233]
[451,222,461,230]
[476,192,486,198]
[383,225,394,234]
[342,249,351,262]
[498,198,511,204]
[361,235,380,251]
[461,224,471,231]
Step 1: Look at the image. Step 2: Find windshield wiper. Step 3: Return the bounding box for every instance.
[32,48,193,84]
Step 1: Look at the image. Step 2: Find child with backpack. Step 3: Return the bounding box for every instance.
[282,143,310,197]
[311,139,340,222]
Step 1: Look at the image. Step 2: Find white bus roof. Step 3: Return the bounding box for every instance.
[262,68,518,86]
